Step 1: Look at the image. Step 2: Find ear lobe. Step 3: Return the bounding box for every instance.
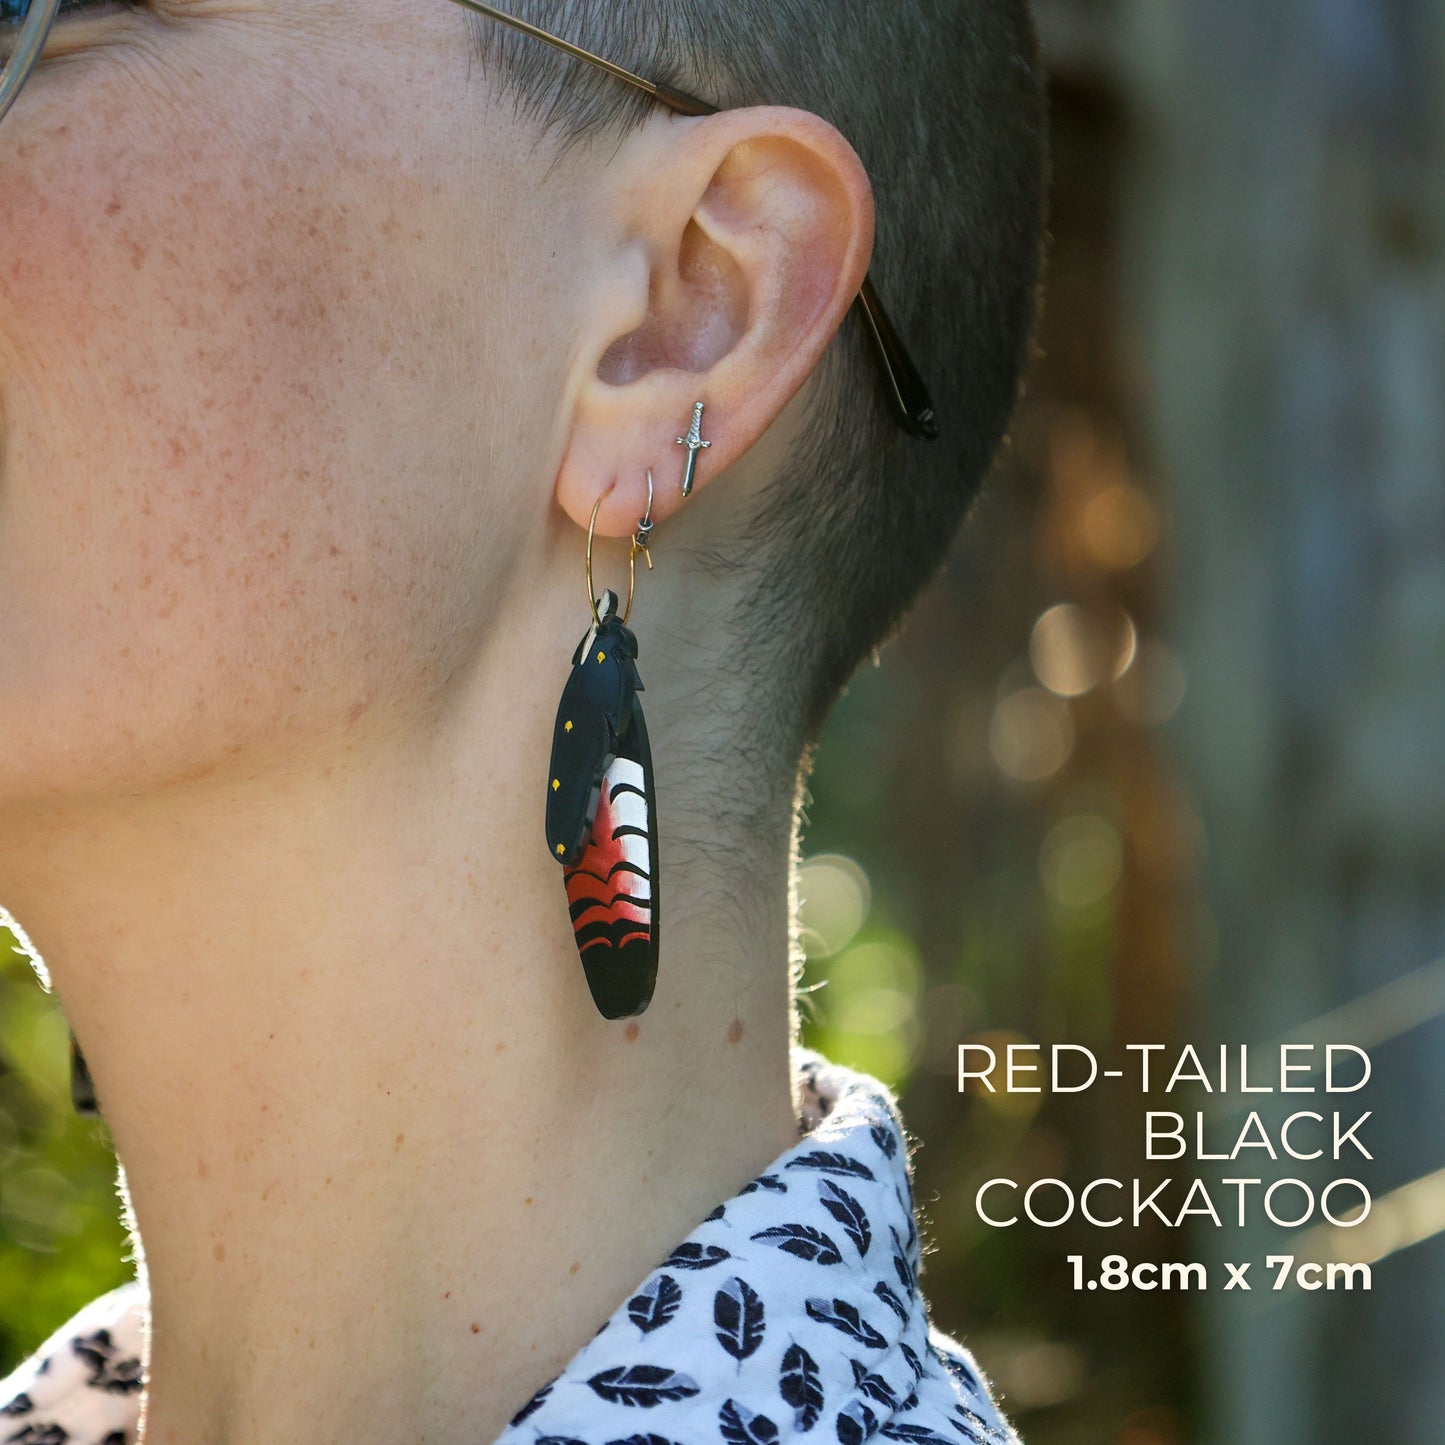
[555,106,875,539]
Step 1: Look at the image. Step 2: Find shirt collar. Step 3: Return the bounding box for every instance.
[493,1046,945,1443]
[1,1048,1017,1444]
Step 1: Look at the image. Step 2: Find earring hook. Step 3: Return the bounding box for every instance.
[585,470,655,629]
[633,467,655,567]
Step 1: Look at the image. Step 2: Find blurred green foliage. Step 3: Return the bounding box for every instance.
[0,935,132,1371]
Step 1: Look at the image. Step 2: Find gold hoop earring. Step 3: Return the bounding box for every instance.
[584,468,655,627]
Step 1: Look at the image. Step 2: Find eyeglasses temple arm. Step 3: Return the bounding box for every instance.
[0,0,63,127]
[857,275,938,441]
[446,0,938,441]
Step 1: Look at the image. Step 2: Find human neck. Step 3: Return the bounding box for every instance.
[0,695,802,1444]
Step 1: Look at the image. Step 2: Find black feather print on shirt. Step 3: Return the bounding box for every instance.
[586,1365,701,1406]
[873,1280,908,1321]
[627,1275,683,1334]
[803,1298,888,1350]
[739,1173,788,1195]
[779,1341,824,1431]
[933,1346,981,1393]
[72,1331,142,1396]
[748,1223,844,1266]
[713,1278,766,1361]
[20,1429,71,1445]
[954,1403,1010,1443]
[818,1180,872,1257]
[662,1242,732,1270]
[869,1120,900,1158]
[856,1366,899,1408]
[897,1185,919,1260]
[510,1379,554,1425]
[880,1425,955,1443]
[836,1397,879,1445]
[719,1398,780,1445]
[783,1151,875,1181]
[890,1227,917,1298]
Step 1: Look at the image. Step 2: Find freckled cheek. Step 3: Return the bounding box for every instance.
[0,161,456,767]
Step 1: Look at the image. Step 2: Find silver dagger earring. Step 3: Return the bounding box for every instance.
[676,401,711,497]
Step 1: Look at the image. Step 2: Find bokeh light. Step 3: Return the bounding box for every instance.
[990,686,1076,782]
[1030,602,1137,699]
[1112,639,1187,725]
[1081,482,1159,570]
[803,930,923,1087]
[795,852,871,958]
[1040,814,1124,908]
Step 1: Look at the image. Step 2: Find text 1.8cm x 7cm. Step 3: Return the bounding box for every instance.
[1067,1254,1372,1291]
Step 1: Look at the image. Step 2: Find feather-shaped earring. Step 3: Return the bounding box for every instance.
[545,406,708,1017]
[545,470,663,1018]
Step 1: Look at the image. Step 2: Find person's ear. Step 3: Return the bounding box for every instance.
[555,105,875,537]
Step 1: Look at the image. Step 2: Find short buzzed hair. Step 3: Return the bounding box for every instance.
[469,1,1047,758]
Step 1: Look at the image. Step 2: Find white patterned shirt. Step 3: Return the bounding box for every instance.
[0,1050,1019,1444]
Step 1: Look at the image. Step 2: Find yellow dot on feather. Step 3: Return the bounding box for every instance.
[564,720,572,732]
[556,843,565,855]
[552,778,560,790]
[596,650,606,663]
